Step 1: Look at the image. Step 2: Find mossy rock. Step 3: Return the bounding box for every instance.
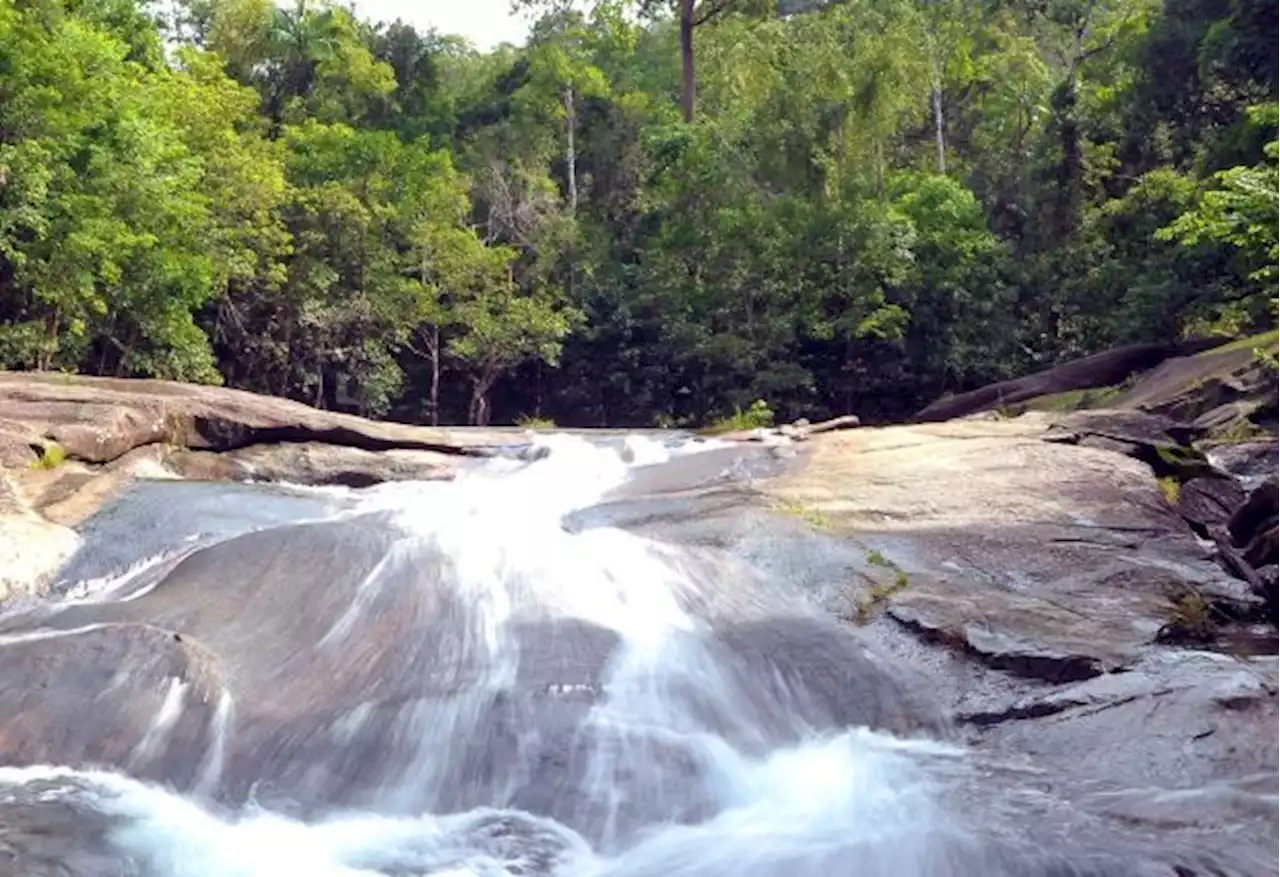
[1148,441,1218,481]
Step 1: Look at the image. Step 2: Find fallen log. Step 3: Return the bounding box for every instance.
[802,414,861,435]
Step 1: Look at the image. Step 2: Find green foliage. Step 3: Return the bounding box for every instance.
[516,414,557,430]
[771,498,830,529]
[0,0,1273,427]
[851,570,910,624]
[1193,328,1280,356]
[1252,345,1279,374]
[1208,417,1269,443]
[30,442,67,470]
[1160,586,1218,642]
[1023,384,1125,412]
[1156,475,1181,505]
[1155,106,1279,331]
[706,400,775,433]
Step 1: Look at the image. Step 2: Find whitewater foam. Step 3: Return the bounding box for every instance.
[0,432,977,877]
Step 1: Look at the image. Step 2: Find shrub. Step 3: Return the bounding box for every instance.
[30,442,67,470]
[706,399,775,433]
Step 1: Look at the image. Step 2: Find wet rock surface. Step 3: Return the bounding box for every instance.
[167,441,459,487]
[0,474,80,603]
[0,374,533,601]
[0,379,1274,876]
[0,372,511,463]
[912,338,1222,422]
[913,333,1278,438]
[575,414,1278,872]
[0,509,937,819]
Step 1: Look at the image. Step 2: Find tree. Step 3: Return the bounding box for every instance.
[3,0,1274,426]
[1156,105,1279,332]
[395,144,488,424]
[0,0,281,382]
[518,0,769,122]
[1024,0,1158,237]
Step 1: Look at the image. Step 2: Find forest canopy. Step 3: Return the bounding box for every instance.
[0,0,1275,425]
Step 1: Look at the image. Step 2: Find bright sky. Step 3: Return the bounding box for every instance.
[348,0,536,50]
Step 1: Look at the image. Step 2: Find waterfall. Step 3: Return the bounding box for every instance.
[0,433,1213,876]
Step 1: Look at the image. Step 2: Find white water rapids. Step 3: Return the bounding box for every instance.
[0,434,996,876]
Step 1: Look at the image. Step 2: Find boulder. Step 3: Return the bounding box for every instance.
[914,335,1279,439]
[914,338,1222,422]
[1177,477,1247,533]
[0,374,508,547]
[568,418,1278,868]
[1243,524,1278,571]
[0,372,509,465]
[0,475,81,602]
[168,442,458,488]
[1113,343,1277,431]
[1206,439,1277,490]
[1229,478,1278,551]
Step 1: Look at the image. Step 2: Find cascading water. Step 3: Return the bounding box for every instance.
[0,434,1238,876]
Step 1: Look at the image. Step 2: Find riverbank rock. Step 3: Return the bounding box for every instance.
[769,415,1260,656]
[0,372,529,602]
[913,339,1223,422]
[0,372,511,464]
[1112,338,1278,434]
[0,374,1274,873]
[914,333,1279,439]
[0,475,81,602]
[167,442,458,487]
[573,410,1277,869]
[774,417,1276,858]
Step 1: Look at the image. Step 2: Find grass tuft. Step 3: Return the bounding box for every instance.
[847,549,911,624]
[866,549,892,568]
[704,399,775,434]
[772,499,830,530]
[29,442,67,470]
[1159,587,1219,642]
[1156,475,1181,505]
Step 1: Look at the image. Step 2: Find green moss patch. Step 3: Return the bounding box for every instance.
[29,441,67,470]
[771,499,830,530]
[1021,384,1125,413]
[1195,329,1279,357]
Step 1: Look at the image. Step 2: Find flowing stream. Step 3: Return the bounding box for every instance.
[0,434,1238,876]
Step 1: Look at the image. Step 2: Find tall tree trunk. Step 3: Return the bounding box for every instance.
[429,324,440,427]
[564,85,578,214]
[930,59,946,174]
[563,84,579,355]
[679,0,696,123]
[1055,73,1082,239]
[874,139,885,194]
[469,367,498,426]
[39,306,59,371]
[470,387,491,426]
